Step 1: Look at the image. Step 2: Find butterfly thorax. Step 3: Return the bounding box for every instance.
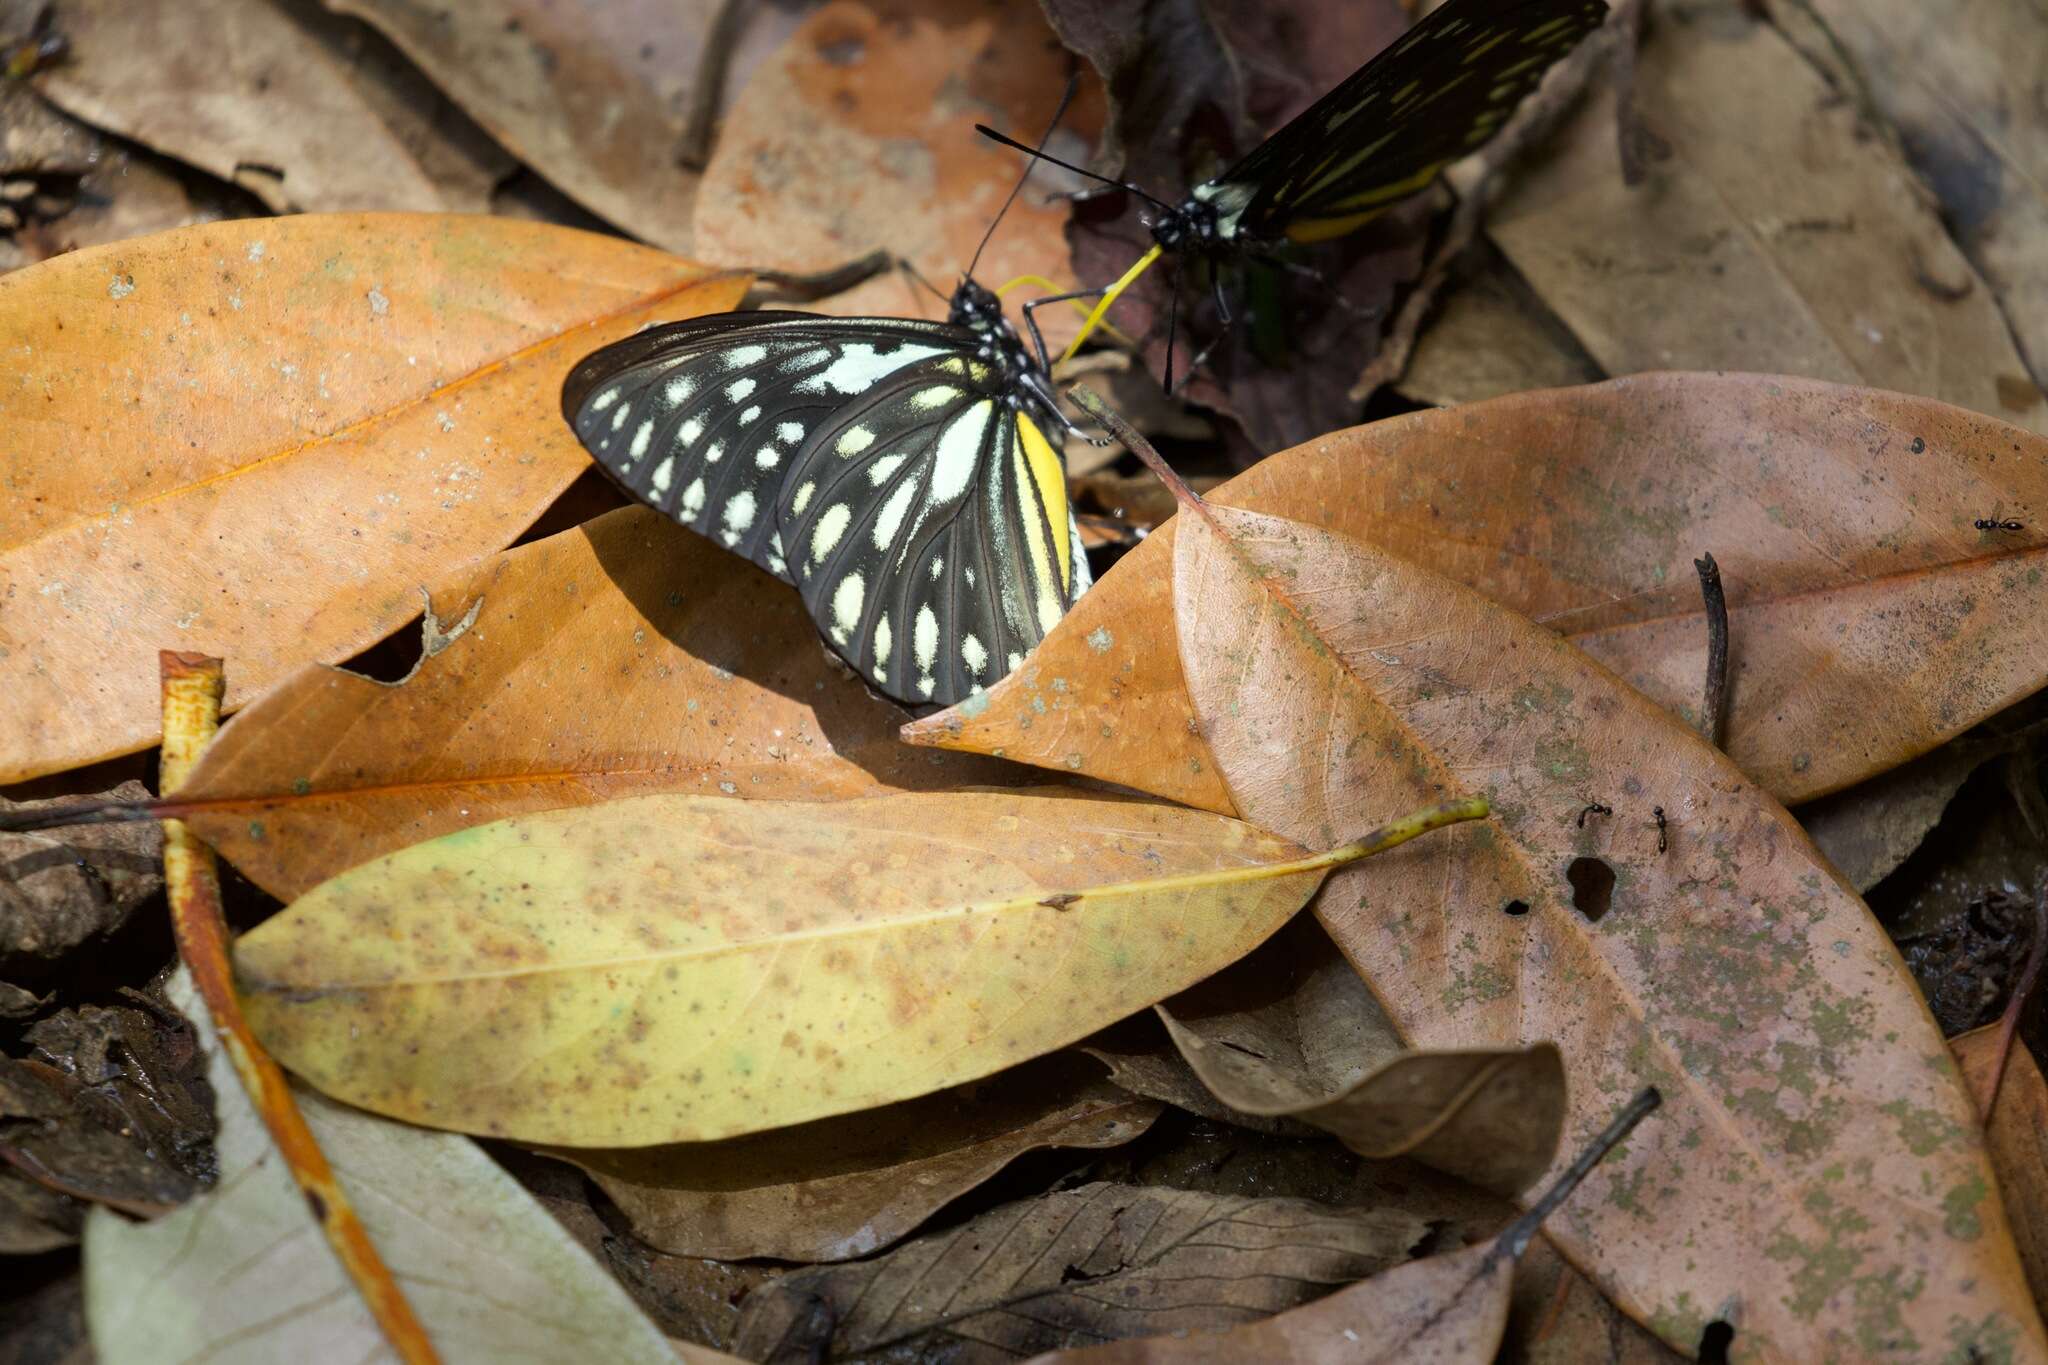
[947,278,1061,424]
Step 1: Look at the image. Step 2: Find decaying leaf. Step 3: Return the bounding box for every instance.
[1799,739,1985,892]
[1146,913,1564,1193]
[1025,1089,1661,1364]
[1396,246,1605,409]
[695,0,1100,349]
[1,782,162,963]
[1765,0,2048,396]
[33,0,511,214]
[733,1180,1435,1361]
[328,0,795,251]
[1160,1016,1563,1198]
[1464,0,2045,434]
[550,1053,1159,1262]
[1169,503,2041,1358]
[84,970,677,1365]
[1954,1027,2048,1312]
[178,505,1022,902]
[235,788,1363,1144]
[0,214,747,783]
[906,374,2048,810]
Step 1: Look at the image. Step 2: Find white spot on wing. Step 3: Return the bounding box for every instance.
[681,477,706,518]
[911,384,960,410]
[872,479,918,551]
[724,344,767,369]
[679,417,703,447]
[651,456,675,492]
[611,404,632,432]
[811,503,852,563]
[628,420,653,462]
[837,426,877,457]
[927,402,993,507]
[777,421,805,445]
[663,375,694,407]
[914,605,939,673]
[740,405,762,425]
[756,446,780,469]
[830,573,865,645]
[723,490,757,535]
[962,634,988,675]
[703,442,724,464]
[867,453,908,487]
[590,387,621,412]
[725,377,757,402]
[797,343,943,396]
[792,481,816,515]
[873,616,893,668]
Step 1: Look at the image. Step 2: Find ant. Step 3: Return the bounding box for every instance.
[1653,807,1668,855]
[1975,517,2024,532]
[1576,803,1613,828]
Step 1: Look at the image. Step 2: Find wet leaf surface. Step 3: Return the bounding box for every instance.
[733,1180,1434,1362]
[84,970,677,1365]
[237,789,1328,1144]
[180,505,1022,902]
[0,782,161,967]
[0,214,746,783]
[908,374,2048,811]
[549,1053,1160,1262]
[1169,503,2040,1357]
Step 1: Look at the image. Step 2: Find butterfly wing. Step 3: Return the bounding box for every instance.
[562,313,969,581]
[1205,0,1607,244]
[778,354,1090,705]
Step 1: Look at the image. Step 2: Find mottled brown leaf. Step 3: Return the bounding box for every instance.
[1955,1028,2048,1314]
[1,782,161,964]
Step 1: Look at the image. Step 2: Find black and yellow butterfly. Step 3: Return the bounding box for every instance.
[561,276,1093,708]
[983,0,1609,376]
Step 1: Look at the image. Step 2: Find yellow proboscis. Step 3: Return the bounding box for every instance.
[1061,244,1163,363]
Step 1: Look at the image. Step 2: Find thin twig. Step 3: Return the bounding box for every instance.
[1350,0,1644,402]
[1065,384,1211,522]
[1695,552,1729,747]
[1972,870,2048,1119]
[739,248,893,307]
[158,651,440,1365]
[675,0,751,171]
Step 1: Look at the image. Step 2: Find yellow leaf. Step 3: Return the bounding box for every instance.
[234,791,1481,1145]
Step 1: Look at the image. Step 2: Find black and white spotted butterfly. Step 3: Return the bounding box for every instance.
[561,277,1095,707]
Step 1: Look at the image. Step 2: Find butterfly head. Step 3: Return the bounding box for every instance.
[948,276,1005,332]
[1149,196,1227,255]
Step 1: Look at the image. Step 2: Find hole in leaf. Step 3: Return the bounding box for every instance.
[1698,1320,1735,1363]
[1502,899,1530,917]
[1566,857,1615,922]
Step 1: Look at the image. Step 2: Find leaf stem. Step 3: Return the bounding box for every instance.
[1694,551,1729,748]
[158,650,440,1365]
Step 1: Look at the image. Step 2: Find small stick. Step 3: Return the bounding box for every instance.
[740,248,893,307]
[158,652,440,1365]
[1694,552,1729,748]
[1066,384,1212,524]
[675,0,751,170]
[1971,870,2048,1119]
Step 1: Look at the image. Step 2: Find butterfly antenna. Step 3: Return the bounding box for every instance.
[973,123,1175,214]
[895,256,951,307]
[967,76,1082,281]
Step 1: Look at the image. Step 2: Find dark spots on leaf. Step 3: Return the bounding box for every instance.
[1502,899,1530,917]
[1567,857,1615,922]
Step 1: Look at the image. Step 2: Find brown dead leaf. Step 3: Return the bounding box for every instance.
[1954,1027,2048,1313]
[732,1180,1433,1361]
[1799,739,1983,892]
[906,374,2048,810]
[1026,1090,1659,1365]
[33,0,511,214]
[0,214,747,784]
[695,0,1101,351]
[1766,0,2048,396]
[329,0,800,251]
[178,504,1021,902]
[1397,245,1604,409]
[550,1054,1158,1262]
[1505,1238,1684,1365]
[1169,503,2042,1358]
[1464,0,2046,435]
[2,782,161,965]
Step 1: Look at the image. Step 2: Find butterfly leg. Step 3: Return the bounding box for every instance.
[1021,285,1109,373]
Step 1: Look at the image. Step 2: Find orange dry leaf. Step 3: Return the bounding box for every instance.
[0,214,746,784]
[905,374,2048,810]
[1167,503,2043,1359]
[177,505,1021,901]
[1954,1027,2048,1314]
[695,0,1100,349]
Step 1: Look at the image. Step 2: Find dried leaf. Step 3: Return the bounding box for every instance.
[236,789,1335,1144]
[1954,1028,2048,1316]
[83,970,677,1365]
[0,1057,200,1215]
[328,0,794,251]
[179,505,1021,902]
[1765,0,2048,395]
[1800,741,1983,892]
[696,0,1100,351]
[1,782,161,963]
[1170,503,2041,1357]
[0,1272,89,1365]
[1026,1090,1659,1364]
[906,374,2048,809]
[0,214,746,783]
[1396,246,1604,409]
[550,1053,1159,1261]
[1505,1238,1684,1365]
[1160,1009,1564,1197]
[33,0,511,213]
[733,1180,1434,1361]
[1466,0,2046,434]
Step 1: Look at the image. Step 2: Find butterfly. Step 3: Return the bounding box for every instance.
[981,0,1609,382]
[561,271,1097,709]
